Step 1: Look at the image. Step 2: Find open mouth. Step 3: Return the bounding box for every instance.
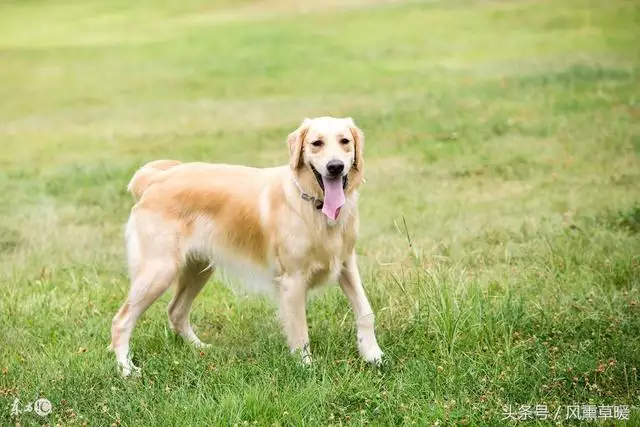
[309,164,348,220]
[310,165,348,193]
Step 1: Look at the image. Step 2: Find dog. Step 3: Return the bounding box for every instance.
[110,116,383,376]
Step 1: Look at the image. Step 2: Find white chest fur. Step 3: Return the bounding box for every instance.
[276,212,355,287]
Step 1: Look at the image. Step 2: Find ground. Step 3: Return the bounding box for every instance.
[0,0,639,425]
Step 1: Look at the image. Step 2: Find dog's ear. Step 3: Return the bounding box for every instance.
[345,117,365,190]
[345,117,365,171]
[287,118,311,171]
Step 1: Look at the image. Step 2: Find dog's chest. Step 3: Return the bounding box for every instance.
[307,235,347,286]
[278,219,355,286]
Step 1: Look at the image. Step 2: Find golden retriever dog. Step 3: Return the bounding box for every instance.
[110,116,383,376]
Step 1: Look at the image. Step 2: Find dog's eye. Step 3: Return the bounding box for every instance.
[340,138,350,145]
[311,140,323,147]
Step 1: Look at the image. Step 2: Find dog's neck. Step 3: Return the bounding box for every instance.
[291,175,324,210]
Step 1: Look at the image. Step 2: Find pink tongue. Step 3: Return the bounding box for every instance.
[321,176,345,220]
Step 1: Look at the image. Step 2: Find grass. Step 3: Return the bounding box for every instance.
[1,0,639,425]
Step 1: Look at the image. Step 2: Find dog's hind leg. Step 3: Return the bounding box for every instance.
[111,262,177,376]
[111,217,179,377]
[168,260,213,348]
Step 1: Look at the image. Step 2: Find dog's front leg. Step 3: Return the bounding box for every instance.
[339,251,383,364]
[278,273,312,364]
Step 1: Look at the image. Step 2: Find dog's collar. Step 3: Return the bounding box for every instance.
[291,176,324,210]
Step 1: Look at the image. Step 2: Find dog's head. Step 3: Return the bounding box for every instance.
[287,116,365,220]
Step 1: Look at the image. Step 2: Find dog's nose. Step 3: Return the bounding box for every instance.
[326,160,344,176]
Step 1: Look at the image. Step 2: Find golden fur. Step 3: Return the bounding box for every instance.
[110,116,382,376]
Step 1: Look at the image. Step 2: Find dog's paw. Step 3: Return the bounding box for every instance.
[192,340,211,349]
[120,360,141,378]
[360,344,384,365]
[301,351,313,365]
[291,344,313,365]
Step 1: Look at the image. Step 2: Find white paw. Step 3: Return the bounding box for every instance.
[301,351,313,365]
[360,344,384,365]
[120,360,141,378]
[192,340,211,349]
[292,345,313,365]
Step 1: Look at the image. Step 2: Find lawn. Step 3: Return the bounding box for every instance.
[1,0,639,425]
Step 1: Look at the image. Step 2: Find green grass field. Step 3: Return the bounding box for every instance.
[1,0,639,425]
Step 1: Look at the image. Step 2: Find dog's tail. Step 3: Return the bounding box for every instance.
[127,159,182,201]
